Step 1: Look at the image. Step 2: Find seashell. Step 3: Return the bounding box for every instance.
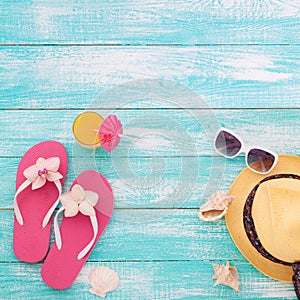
[88,266,120,298]
[197,191,235,222]
[212,261,240,291]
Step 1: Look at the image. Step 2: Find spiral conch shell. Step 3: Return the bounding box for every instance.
[88,266,120,298]
[212,262,240,291]
[197,191,235,222]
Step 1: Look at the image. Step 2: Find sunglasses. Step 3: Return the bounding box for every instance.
[214,128,278,174]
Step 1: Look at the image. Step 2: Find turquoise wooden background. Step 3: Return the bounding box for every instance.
[1,1,299,299]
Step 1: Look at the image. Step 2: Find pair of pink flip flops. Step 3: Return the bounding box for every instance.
[13,141,114,290]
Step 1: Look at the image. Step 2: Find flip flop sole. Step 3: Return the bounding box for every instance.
[41,170,114,290]
[13,141,68,263]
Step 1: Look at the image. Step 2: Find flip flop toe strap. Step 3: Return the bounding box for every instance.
[77,215,98,260]
[54,207,99,260]
[14,179,62,227]
[14,179,31,225]
[42,180,62,227]
[14,156,63,227]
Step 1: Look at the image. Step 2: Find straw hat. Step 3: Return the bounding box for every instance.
[225,154,300,285]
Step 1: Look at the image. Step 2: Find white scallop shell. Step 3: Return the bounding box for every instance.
[88,266,120,298]
[197,191,235,222]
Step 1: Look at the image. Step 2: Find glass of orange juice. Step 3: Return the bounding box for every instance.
[72,112,104,149]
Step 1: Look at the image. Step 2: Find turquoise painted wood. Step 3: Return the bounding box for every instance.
[1,261,296,300]
[0,156,242,209]
[1,0,300,45]
[0,210,243,262]
[1,0,299,299]
[1,46,299,109]
[1,109,300,158]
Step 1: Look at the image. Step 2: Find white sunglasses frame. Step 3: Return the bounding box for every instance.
[214,127,279,175]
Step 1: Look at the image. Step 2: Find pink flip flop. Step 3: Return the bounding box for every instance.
[41,170,114,290]
[13,141,68,263]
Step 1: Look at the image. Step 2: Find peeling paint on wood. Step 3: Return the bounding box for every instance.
[0,46,299,109]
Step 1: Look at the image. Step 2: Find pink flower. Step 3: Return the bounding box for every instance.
[60,184,98,217]
[23,157,63,190]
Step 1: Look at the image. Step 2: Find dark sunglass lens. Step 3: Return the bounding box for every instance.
[247,149,275,173]
[215,131,242,157]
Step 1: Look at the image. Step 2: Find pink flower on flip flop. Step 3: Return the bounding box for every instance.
[60,184,98,217]
[23,157,63,190]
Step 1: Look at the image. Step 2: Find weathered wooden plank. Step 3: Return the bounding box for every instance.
[0,0,299,45]
[0,209,241,262]
[0,46,299,109]
[0,156,242,209]
[0,109,299,158]
[0,260,296,299]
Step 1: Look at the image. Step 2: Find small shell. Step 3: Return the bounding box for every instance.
[88,266,120,298]
[197,191,235,222]
[212,262,240,291]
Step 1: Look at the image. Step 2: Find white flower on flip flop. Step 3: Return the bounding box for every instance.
[60,184,98,217]
[23,157,63,190]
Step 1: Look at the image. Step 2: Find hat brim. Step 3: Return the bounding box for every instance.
[225,154,300,282]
